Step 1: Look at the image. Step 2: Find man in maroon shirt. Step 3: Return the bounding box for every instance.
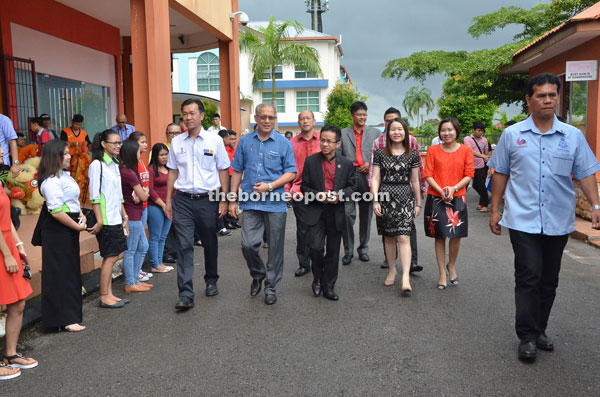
[287,110,321,277]
[301,125,357,300]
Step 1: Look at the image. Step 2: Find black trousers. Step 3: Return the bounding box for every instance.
[308,207,341,289]
[292,200,311,270]
[509,229,568,340]
[472,166,489,207]
[164,226,178,259]
[172,194,219,299]
[382,220,418,265]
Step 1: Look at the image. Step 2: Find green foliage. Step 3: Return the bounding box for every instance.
[324,82,367,129]
[437,77,498,132]
[403,86,434,127]
[201,100,219,130]
[239,15,322,100]
[381,0,597,112]
[414,118,439,137]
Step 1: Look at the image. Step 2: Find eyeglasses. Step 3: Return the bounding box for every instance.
[319,139,339,145]
[106,141,123,146]
[258,115,277,121]
[167,132,181,136]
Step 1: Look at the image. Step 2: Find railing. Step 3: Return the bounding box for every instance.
[413,134,502,152]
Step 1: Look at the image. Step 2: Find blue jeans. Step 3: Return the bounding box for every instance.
[147,204,172,268]
[123,209,149,286]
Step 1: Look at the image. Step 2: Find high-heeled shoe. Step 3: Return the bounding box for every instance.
[384,272,397,287]
[449,277,459,285]
[437,283,447,290]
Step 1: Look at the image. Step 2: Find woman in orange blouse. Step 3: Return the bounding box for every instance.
[423,117,474,290]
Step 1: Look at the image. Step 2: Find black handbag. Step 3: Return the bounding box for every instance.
[81,207,97,228]
[31,202,49,246]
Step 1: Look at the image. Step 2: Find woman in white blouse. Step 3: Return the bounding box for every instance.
[38,140,88,331]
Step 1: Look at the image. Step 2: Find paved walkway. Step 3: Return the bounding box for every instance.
[4,192,600,395]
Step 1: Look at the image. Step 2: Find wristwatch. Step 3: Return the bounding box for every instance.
[268,183,273,192]
[592,205,600,211]
[13,160,20,165]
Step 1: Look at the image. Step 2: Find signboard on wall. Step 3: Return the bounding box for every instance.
[566,60,598,81]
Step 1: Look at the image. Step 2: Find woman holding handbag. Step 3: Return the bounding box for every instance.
[38,140,88,331]
[0,145,38,380]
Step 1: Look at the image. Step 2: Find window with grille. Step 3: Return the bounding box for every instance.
[262,92,285,113]
[262,65,283,80]
[197,53,220,91]
[296,91,319,112]
[294,66,317,79]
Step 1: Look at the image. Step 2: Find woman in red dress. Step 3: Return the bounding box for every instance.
[0,144,38,381]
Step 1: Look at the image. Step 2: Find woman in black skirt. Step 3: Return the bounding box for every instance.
[38,139,88,331]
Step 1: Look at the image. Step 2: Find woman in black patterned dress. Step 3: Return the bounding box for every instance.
[371,118,422,295]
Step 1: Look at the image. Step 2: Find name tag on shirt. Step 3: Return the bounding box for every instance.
[204,149,214,156]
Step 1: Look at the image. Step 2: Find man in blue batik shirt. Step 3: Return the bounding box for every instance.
[488,73,600,363]
[111,114,136,142]
[229,103,296,305]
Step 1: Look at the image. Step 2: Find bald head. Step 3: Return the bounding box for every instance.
[116,114,127,129]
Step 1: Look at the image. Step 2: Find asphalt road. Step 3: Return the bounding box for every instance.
[4,192,600,395]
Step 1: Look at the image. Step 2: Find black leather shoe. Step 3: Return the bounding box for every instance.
[410,264,423,273]
[518,339,537,362]
[250,279,262,296]
[295,267,310,277]
[264,294,277,305]
[358,253,370,262]
[205,284,219,297]
[312,281,321,297]
[323,288,339,301]
[175,296,194,310]
[342,255,352,266]
[536,333,554,351]
[380,262,389,269]
[163,255,176,264]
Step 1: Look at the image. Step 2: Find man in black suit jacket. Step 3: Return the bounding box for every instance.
[301,125,357,301]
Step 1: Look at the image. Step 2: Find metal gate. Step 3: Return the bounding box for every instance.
[1,56,37,140]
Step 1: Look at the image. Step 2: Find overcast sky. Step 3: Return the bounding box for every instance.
[239,0,544,125]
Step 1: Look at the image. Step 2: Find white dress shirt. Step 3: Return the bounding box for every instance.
[89,153,124,226]
[167,129,231,194]
[40,170,81,213]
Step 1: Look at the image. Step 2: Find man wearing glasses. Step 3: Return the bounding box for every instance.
[339,101,382,265]
[301,125,356,300]
[111,114,136,142]
[229,104,296,305]
[165,99,230,311]
[286,110,321,278]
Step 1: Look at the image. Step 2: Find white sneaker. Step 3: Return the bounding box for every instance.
[140,271,153,279]
[139,274,150,282]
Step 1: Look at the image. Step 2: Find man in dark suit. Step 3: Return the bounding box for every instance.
[339,101,382,264]
[302,125,357,301]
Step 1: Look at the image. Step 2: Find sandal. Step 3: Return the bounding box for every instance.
[437,283,447,290]
[152,265,174,273]
[0,362,21,380]
[479,207,490,213]
[4,353,38,369]
[63,323,86,332]
[449,277,459,285]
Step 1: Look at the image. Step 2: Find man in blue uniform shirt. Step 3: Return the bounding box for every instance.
[488,73,600,363]
[229,103,296,305]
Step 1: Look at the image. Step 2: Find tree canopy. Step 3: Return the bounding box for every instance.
[324,82,367,129]
[382,0,597,112]
[239,15,322,101]
[403,86,434,127]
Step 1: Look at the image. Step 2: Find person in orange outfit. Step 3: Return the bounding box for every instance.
[0,144,38,380]
[61,114,91,202]
[16,133,38,164]
[423,117,474,290]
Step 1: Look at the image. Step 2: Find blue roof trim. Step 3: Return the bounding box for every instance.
[255,79,328,89]
[251,122,325,127]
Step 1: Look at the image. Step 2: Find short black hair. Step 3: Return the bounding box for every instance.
[218,130,229,139]
[350,101,367,115]
[527,73,561,97]
[384,107,401,118]
[181,98,205,113]
[213,113,220,118]
[72,114,84,123]
[472,121,485,131]
[284,131,294,137]
[505,120,517,127]
[227,130,237,136]
[30,117,43,126]
[320,125,341,141]
[438,117,461,138]
[17,132,25,138]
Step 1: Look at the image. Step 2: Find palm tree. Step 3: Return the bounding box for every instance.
[239,15,322,103]
[402,86,434,127]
